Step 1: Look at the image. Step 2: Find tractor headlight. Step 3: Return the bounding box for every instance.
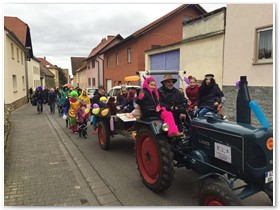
[162,123,169,132]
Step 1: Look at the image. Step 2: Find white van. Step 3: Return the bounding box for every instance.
[107,85,140,100]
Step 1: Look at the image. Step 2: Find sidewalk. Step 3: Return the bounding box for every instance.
[4,103,121,206]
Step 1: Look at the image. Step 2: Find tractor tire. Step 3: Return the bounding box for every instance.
[198,177,242,206]
[135,128,174,193]
[98,121,110,150]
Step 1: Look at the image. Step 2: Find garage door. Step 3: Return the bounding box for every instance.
[150,49,180,89]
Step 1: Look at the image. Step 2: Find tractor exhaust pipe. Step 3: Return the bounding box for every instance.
[237,76,251,124]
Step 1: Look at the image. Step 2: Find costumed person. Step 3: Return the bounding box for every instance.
[48,88,56,114]
[56,92,64,117]
[76,100,91,138]
[78,89,91,106]
[136,76,183,138]
[34,86,44,113]
[158,75,187,131]
[194,74,225,117]
[61,84,71,127]
[119,89,136,113]
[63,90,80,133]
[106,97,118,115]
[185,76,200,116]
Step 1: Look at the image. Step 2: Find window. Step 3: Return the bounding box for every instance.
[92,60,95,68]
[107,56,110,67]
[255,26,273,64]
[22,76,25,90]
[92,78,95,86]
[11,43,14,59]
[12,75,17,91]
[88,78,91,86]
[127,48,132,63]
[116,53,119,66]
[17,48,19,62]
[21,52,23,64]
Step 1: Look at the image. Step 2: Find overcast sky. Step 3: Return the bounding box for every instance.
[3,3,226,75]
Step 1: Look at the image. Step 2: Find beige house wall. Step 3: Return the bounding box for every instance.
[223,4,273,86]
[48,68,59,88]
[4,30,27,104]
[28,59,40,90]
[181,9,225,87]
[77,69,87,89]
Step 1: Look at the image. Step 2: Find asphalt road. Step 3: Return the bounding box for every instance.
[52,113,273,206]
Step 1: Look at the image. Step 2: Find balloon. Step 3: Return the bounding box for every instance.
[249,101,270,129]
[63,114,68,120]
[86,104,91,108]
[85,108,90,114]
[236,81,240,88]
[92,108,100,115]
[93,103,99,109]
[184,77,189,84]
[101,108,109,116]
[110,117,114,131]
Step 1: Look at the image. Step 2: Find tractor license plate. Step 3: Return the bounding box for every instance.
[265,170,273,183]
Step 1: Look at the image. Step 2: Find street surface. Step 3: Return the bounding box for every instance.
[4,104,273,206]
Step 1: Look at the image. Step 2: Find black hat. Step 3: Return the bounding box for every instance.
[205,74,214,78]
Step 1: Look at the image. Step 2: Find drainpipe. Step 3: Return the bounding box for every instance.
[98,55,104,87]
[25,48,30,102]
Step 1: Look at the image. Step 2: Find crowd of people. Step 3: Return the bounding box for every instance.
[29,73,225,139]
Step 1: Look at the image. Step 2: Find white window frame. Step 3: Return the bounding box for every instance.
[127,48,132,63]
[13,75,17,92]
[254,26,273,64]
[11,43,14,60]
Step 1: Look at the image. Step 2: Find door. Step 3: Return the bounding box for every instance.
[150,49,180,89]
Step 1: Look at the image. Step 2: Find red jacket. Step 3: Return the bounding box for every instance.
[185,85,200,111]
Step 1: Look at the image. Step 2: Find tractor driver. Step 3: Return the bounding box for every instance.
[158,75,187,131]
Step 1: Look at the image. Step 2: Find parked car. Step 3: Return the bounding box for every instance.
[107,85,141,100]
[86,88,98,99]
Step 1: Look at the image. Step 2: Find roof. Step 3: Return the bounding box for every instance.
[100,4,206,53]
[76,60,87,72]
[4,16,34,58]
[40,66,55,77]
[85,34,123,60]
[37,57,56,68]
[70,57,86,75]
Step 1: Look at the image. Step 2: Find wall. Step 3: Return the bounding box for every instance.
[4,31,28,106]
[223,4,273,126]
[28,58,40,91]
[223,4,273,86]
[181,9,225,87]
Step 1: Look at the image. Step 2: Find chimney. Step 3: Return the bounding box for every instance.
[44,56,46,60]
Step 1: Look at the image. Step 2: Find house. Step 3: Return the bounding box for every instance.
[4,16,34,111]
[40,66,55,89]
[61,68,70,83]
[70,57,86,86]
[101,4,207,91]
[28,56,41,91]
[37,57,59,89]
[84,35,123,90]
[222,4,273,125]
[75,60,87,89]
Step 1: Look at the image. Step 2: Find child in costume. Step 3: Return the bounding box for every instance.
[76,100,91,138]
[63,90,80,133]
[78,89,91,107]
[136,76,183,138]
[56,92,64,117]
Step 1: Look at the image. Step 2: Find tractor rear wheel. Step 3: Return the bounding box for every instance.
[135,128,174,193]
[98,121,110,150]
[198,177,242,206]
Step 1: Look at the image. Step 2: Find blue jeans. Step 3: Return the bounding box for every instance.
[50,102,55,113]
[197,108,211,117]
[37,100,43,113]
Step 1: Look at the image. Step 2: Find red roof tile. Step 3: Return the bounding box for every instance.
[4,16,28,46]
[37,57,56,68]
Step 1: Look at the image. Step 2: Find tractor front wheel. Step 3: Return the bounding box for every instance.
[135,128,174,193]
[198,177,242,206]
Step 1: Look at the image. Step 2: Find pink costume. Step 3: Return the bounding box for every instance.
[139,76,180,137]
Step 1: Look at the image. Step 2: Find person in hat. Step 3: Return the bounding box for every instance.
[136,76,183,137]
[194,74,225,117]
[158,74,187,131]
